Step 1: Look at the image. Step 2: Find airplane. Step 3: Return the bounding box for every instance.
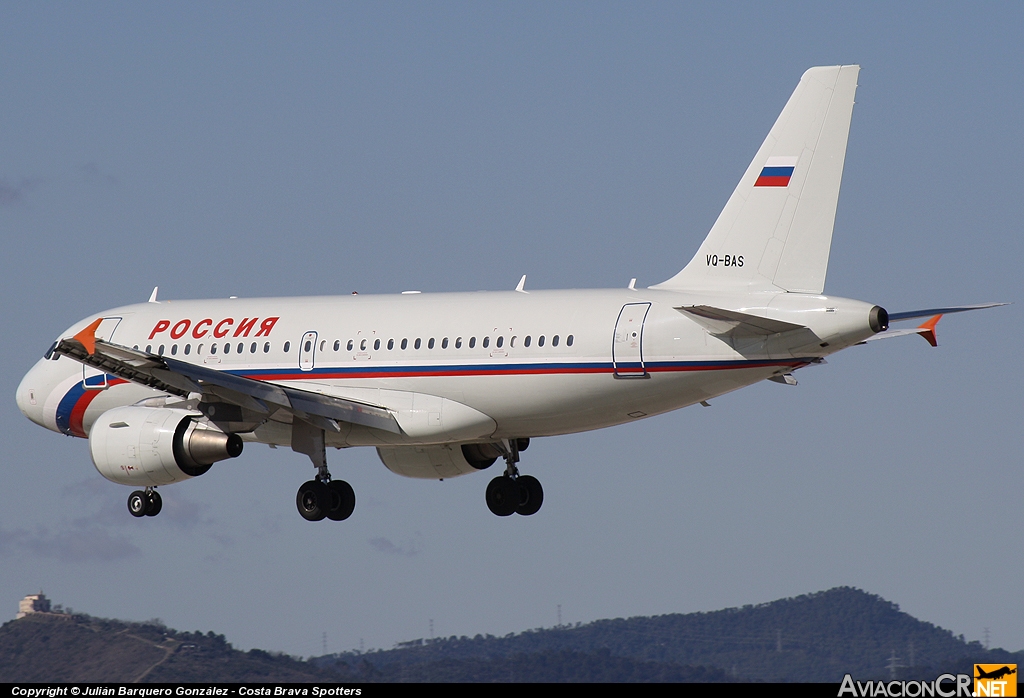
[975,666,1017,681]
[15,65,1004,522]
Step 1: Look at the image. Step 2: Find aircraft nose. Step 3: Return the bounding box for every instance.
[16,359,49,428]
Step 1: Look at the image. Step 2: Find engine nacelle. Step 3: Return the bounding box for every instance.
[377,444,490,480]
[89,406,242,487]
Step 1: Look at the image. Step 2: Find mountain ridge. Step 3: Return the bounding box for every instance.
[2,587,1019,682]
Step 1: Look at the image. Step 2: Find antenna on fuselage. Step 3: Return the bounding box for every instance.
[148,286,159,303]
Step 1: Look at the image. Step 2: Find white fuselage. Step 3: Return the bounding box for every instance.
[17,287,878,451]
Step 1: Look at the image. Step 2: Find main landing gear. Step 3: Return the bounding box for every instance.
[485,438,543,517]
[296,476,355,522]
[127,488,162,518]
[292,419,355,522]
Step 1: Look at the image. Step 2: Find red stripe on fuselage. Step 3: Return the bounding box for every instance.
[69,378,128,438]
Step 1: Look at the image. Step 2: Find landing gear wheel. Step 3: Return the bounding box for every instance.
[145,490,163,517]
[296,480,330,521]
[326,480,356,521]
[486,476,519,517]
[515,475,543,516]
[127,491,148,518]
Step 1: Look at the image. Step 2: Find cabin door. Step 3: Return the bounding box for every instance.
[299,331,318,371]
[612,303,650,378]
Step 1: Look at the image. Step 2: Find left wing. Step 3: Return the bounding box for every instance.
[54,318,401,434]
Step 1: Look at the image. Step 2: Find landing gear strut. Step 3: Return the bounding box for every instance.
[127,487,162,518]
[486,438,543,517]
[292,419,355,522]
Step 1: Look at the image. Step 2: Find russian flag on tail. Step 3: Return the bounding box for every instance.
[755,155,798,187]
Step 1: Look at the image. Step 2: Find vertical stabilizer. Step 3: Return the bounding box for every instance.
[652,65,859,294]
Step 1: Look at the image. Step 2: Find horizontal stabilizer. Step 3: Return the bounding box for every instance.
[887,303,1006,323]
[676,305,807,338]
[860,314,942,347]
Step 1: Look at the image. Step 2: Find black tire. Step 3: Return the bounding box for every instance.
[296,480,329,521]
[127,491,148,518]
[515,475,543,516]
[485,476,519,517]
[326,480,356,521]
[145,490,163,517]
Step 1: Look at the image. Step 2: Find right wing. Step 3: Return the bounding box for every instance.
[54,318,400,434]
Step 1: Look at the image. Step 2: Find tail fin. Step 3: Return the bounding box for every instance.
[653,65,860,294]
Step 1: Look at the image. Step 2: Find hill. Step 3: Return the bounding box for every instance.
[314,587,1022,682]
[1,587,1019,682]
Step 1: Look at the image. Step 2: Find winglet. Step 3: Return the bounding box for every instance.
[72,318,104,356]
[148,286,159,303]
[917,314,942,347]
[515,275,527,293]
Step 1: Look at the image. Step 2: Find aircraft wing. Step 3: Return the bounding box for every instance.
[53,319,401,434]
[675,305,808,338]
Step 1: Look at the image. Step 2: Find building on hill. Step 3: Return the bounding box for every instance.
[17,593,51,619]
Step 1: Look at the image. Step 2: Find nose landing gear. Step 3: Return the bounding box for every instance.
[485,438,543,517]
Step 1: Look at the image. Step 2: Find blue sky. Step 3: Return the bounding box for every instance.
[2,2,1021,658]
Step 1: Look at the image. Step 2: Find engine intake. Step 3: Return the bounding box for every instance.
[90,406,242,486]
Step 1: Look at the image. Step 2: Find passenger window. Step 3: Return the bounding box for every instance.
[538,336,545,347]
[483,337,490,348]
[510,336,517,347]
[552,335,559,347]
[146,345,152,353]
[304,341,311,352]
[238,342,244,353]
[401,338,408,350]
[388,338,394,350]
[334,340,340,351]
[428,338,435,349]
[284,341,291,353]
[360,339,367,351]
[184,344,191,355]
[441,337,448,349]
[567,335,574,346]
[525,336,531,347]
[263,342,270,353]
[224,343,231,354]
[211,344,217,354]
[374,338,381,350]
[415,338,421,349]
[158,345,165,355]
[455,337,462,349]
[170,345,177,355]
[250,342,257,353]
[347,340,354,351]
[469,337,476,348]
[197,344,204,354]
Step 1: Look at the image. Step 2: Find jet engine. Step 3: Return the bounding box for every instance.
[377,440,529,479]
[89,406,242,487]
[376,444,494,479]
